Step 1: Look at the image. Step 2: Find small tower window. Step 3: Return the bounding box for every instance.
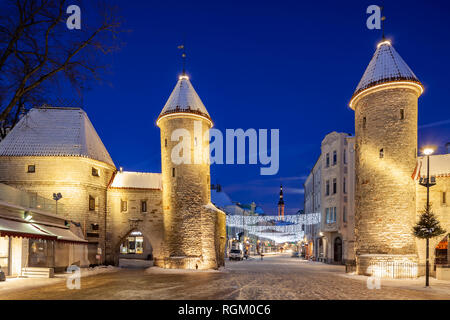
[92,167,99,177]
[27,165,35,173]
[363,117,367,129]
[443,192,447,205]
[120,200,127,212]
[400,109,405,120]
[379,148,384,159]
[89,195,96,211]
[194,137,198,147]
[141,200,147,213]
[165,139,168,148]
[172,168,175,177]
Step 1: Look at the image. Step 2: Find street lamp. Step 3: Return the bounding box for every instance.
[53,192,62,215]
[419,146,436,287]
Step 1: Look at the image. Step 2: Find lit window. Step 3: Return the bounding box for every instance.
[89,195,95,211]
[141,200,147,213]
[27,165,35,173]
[92,167,99,177]
[121,200,127,212]
[120,235,144,254]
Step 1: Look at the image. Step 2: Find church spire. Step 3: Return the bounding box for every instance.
[278,184,285,220]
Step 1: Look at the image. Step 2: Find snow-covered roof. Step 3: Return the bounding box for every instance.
[157,75,211,123]
[211,189,233,209]
[415,154,450,178]
[110,171,162,190]
[0,107,115,167]
[352,40,422,99]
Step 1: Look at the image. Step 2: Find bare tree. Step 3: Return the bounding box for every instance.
[0,0,123,138]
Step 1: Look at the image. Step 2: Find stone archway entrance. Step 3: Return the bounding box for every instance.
[334,237,342,263]
[115,229,154,268]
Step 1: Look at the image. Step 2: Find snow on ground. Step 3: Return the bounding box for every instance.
[145,266,225,274]
[119,259,153,268]
[0,265,119,295]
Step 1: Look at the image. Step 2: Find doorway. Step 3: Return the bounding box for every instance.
[334,237,342,263]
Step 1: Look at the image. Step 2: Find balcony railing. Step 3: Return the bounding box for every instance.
[0,183,64,215]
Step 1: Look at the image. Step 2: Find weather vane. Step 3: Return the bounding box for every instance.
[380,6,386,40]
[177,43,186,75]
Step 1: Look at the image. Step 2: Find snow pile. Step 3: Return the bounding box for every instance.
[110,171,162,189]
[145,266,225,274]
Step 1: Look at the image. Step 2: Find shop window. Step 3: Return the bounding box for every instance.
[141,200,147,213]
[121,200,128,212]
[0,237,9,275]
[89,195,96,211]
[27,165,35,173]
[28,239,54,267]
[92,167,99,177]
[120,232,144,254]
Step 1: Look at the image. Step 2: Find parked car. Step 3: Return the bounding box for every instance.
[291,251,300,258]
[229,249,244,261]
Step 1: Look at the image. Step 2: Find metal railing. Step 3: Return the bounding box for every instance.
[0,183,64,215]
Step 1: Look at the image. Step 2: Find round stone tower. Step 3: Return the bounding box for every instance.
[156,74,219,269]
[350,40,424,276]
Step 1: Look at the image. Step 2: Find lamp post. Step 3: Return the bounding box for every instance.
[419,147,436,287]
[53,192,62,215]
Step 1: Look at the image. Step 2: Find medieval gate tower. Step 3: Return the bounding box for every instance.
[156,72,225,270]
[349,39,424,275]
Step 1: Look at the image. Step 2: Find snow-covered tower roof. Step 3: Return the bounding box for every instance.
[156,75,212,126]
[350,40,424,109]
[0,107,115,167]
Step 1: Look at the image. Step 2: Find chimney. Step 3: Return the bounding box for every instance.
[446,142,450,154]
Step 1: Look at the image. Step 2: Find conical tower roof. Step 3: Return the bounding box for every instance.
[157,75,212,125]
[350,40,423,108]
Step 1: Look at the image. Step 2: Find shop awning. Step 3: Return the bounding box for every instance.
[0,218,56,240]
[33,224,88,244]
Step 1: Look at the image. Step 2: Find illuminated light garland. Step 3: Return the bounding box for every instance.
[156,112,213,127]
[349,81,424,109]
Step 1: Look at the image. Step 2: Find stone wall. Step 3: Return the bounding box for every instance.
[158,115,222,269]
[354,85,420,275]
[0,156,115,265]
[106,188,164,265]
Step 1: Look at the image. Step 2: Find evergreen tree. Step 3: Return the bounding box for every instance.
[413,204,446,239]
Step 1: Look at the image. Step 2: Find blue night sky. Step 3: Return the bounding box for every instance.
[78,0,450,215]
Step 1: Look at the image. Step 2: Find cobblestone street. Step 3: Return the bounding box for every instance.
[1,254,449,300]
